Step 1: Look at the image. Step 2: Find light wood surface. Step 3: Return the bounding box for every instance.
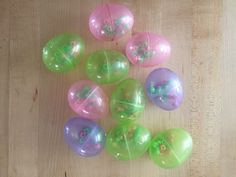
[0,0,235,177]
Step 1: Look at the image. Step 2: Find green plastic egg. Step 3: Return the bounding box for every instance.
[149,128,193,168]
[42,34,85,73]
[106,123,151,160]
[86,50,129,84]
[110,78,145,122]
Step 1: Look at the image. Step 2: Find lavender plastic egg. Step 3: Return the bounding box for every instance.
[89,3,134,41]
[68,80,108,120]
[126,32,171,67]
[145,68,183,110]
[64,117,106,157]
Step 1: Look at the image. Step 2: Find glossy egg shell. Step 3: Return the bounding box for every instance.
[110,78,145,122]
[106,123,151,160]
[86,50,129,84]
[145,68,183,110]
[126,32,171,67]
[42,34,85,73]
[64,117,106,157]
[68,80,108,120]
[149,128,193,168]
[89,3,134,41]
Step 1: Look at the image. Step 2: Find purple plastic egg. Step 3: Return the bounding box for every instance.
[68,80,108,120]
[89,3,134,41]
[64,117,106,157]
[126,32,171,67]
[145,68,183,110]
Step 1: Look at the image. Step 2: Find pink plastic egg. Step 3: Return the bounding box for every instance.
[89,3,134,41]
[68,80,108,120]
[126,32,171,67]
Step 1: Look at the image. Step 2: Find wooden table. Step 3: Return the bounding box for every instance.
[0,0,235,177]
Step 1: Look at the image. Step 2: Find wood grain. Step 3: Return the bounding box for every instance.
[0,0,9,177]
[190,1,222,177]
[221,0,236,176]
[8,0,40,177]
[0,0,235,177]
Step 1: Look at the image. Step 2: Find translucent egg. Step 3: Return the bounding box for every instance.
[106,122,151,160]
[89,3,134,41]
[68,80,108,120]
[149,128,193,168]
[145,68,183,110]
[110,78,145,122]
[86,49,129,84]
[64,117,106,157]
[126,32,171,67]
[42,34,85,72]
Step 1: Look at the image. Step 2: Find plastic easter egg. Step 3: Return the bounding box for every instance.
[89,3,134,41]
[68,80,108,120]
[149,128,193,168]
[42,34,85,73]
[110,79,145,122]
[86,50,129,84]
[64,117,106,157]
[126,32,171,67]
[145,68,183,110]
[106,123,151,160]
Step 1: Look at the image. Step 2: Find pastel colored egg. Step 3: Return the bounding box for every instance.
[149,128,193,168]
[89,3,134,41]
[110,78,145,122]
[42,34,85,73]
[145,68,183,110]
[106,123,151,160]
[86,50,129,84]
[126,32,171,67]
[64,117,106,157]
[68,80,108,120]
